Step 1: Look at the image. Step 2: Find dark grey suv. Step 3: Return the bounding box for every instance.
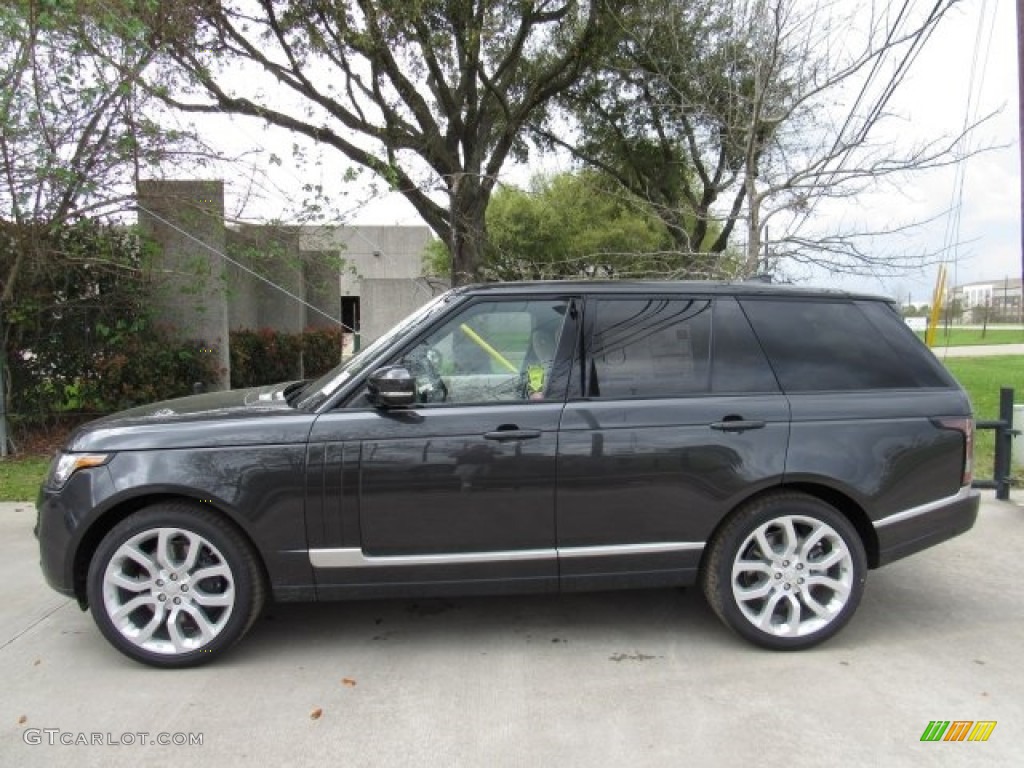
[37,282,980,666]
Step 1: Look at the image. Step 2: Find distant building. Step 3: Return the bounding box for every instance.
[137,179,447,387]
[949,277,1022,324]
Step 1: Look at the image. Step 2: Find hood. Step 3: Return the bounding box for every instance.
[66,382,317,452]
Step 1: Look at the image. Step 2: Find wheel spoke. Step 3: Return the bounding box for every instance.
[735,580,774,601]
[754,528,776,559]
[167,609,190,653]
[756,590,787,630]
[779,518,799,557]
[180,605,219,646]
[800,590,831,618]
[797,524,828,559]
[191,587,234,608]
[121,544,158,577]
[134,607,167,644]
[156,529,177,570]
[809,548,847,571]
[107,571,152,593]
[179,532,204,572]
[733,559,772,579]
[781,594,802,635]
[805,574,850,600]
[191,563,230,583]
[111,594,157,623]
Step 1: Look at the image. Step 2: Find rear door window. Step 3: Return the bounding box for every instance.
[584,298,712,398]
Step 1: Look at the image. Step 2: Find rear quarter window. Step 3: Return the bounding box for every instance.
[739,298,952,392]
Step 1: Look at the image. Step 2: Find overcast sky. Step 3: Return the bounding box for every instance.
[201,0,1021,303]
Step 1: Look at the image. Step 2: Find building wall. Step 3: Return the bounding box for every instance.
[299,225,434,298]
[951,278,1023,323]
[360,278,450,344]
[138,179,231,390]
[138,180,441,387]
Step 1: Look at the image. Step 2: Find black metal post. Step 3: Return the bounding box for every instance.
[994,387,1014,501]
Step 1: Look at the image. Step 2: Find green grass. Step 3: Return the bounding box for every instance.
[916,327,1024,346]
[943,356,1024,486]
[0,456,51,502]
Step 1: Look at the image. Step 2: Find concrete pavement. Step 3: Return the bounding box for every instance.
[1,494,1021,767]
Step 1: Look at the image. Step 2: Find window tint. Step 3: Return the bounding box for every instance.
[586,298,711,398]
[740,299,942,392]
[711,298,779,393]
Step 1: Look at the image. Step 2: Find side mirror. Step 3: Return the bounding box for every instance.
[366,365,417,408]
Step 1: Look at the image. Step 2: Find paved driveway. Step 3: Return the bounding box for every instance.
[1,495,1021,767]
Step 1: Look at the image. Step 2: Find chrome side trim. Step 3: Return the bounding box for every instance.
[557,542,705,558]
[309,547,557,568]
[873,486,975,529]
[309,541,705,568]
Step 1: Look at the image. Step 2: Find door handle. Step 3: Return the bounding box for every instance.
[484,427,542,441]
[709,419,766,433]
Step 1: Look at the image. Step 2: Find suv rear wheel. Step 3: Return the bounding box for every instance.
[86,502,265,667]
[702,492,867,650]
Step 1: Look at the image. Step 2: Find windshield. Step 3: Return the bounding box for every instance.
[295,290,459,410]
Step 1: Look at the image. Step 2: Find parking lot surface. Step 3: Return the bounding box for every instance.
[1,494,1021,767]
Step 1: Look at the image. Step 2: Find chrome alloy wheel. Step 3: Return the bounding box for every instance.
[730,515,854,638]
[101,527,236,655]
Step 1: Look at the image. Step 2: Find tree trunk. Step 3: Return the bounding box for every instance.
[448,174,490,286]
[744,178,761,276]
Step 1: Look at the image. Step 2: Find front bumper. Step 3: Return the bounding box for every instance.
[36,465,117,601]
[873,486,980,567]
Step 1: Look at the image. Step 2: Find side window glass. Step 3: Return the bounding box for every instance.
[586,298,711,398]
[856,301,954,388]
[400,299,570,405]
[711,298,779,393]
[739,299,930,392]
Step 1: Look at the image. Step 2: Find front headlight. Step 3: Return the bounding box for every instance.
[48,453,111,489]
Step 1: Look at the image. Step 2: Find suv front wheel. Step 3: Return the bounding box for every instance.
[702,492,867,650]
[86,502,265,667]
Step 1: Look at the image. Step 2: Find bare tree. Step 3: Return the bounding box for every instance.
[125,1,625,285]
[540,0,988,279]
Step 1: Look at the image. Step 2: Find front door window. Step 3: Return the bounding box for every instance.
[399,298,571,404]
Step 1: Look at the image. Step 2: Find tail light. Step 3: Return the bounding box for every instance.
[934,417,974,486]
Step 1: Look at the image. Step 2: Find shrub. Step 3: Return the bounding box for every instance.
[229,327,344,388]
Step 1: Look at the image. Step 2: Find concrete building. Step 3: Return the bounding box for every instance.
[138,179,446,387]
[950,277,1023,324]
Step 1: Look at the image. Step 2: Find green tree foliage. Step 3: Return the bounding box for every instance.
[538,1,753,277]
[124,0,627,284]
[424,171,736,280]
[0,1,215,311]
[1,219,218,426]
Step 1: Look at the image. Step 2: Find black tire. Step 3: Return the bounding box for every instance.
[86,501,265,668]
[701,492,867,650]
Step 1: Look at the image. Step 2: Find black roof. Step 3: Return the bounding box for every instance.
[453,280,893,302]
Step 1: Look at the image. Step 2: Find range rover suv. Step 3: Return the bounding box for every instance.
[36,281,980,666]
